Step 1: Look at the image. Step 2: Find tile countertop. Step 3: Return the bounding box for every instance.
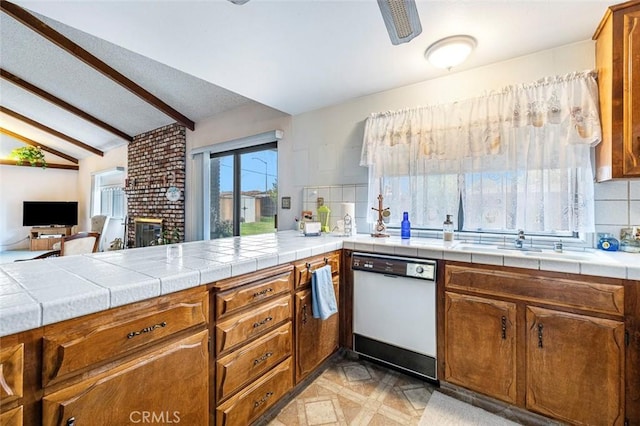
[1,230,638,337]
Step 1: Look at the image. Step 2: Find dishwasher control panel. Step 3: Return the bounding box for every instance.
[351,253,436,281]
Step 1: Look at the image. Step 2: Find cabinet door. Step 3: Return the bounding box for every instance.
[623,6,640,176]
[294,276,339,383]
[526,306,625,426]
[42,330,209,426]
[444,292,517,404]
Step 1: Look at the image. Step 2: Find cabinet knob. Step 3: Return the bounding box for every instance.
[66,417,76,426]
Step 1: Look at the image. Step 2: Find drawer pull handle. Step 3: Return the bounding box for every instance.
[501,316,507,340]
[0,364,14,396]
[66,417,76,426]
[324,257,329,265]
[537,323,544,348]
[127,321,167,339]
[253,351,274,366]
[253,316,273,328]
[302,304,308,324]
[253,288,274,298]
[306,262,311,270]
[254,391,274,408]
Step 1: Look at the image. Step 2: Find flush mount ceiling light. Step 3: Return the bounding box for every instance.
[377,0,422,45]
[424,35,477,69]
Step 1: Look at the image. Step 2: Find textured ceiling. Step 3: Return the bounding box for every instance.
[1,0,612,161]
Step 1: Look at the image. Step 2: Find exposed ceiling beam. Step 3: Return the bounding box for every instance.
[0,0,196,131]
[1,68,133,142]
[0,127,79,164]
[0,159,79,170]
[0,106,103,156]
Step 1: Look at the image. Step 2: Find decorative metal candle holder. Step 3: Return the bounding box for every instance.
[371,194,390,238]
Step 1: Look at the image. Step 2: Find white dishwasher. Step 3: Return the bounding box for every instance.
[352,252,437,380]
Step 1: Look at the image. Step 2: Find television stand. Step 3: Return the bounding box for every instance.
[30,226,73,251]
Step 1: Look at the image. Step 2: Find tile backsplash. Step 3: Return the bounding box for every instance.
[302,184,369,234]
[594,178,640,245]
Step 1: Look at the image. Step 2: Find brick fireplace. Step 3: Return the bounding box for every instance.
[125,123,186,248]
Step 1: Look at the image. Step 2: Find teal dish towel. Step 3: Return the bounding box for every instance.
[311,264,337,320]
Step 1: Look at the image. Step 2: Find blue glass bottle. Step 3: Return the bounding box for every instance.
[401,212,411,239]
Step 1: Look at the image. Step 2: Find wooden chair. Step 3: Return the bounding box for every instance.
[29,232,100,259]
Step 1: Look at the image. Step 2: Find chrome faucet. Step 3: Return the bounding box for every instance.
[514,230,525,249]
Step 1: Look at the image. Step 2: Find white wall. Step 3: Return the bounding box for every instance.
[185,102,292,240]
[0,143,127,252]
[0,165,79,251]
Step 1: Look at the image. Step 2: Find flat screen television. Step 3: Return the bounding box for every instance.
[23,201,78,227]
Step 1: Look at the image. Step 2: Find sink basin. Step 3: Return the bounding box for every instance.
[453,243,541,253]
[453,244,501,253]
[522,251,598,261]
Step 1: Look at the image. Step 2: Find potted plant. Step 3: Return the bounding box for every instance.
[10,145,47,168]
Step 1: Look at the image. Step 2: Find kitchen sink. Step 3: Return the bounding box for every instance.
[453,244,501,253]
[453,243,542,253]
[522,250,601,262]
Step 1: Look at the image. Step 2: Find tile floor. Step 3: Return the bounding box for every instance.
[265,353,437,426]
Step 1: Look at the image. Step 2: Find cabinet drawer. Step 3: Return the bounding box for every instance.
[43,288,208,386]
[215,271,292,320]
[216,322,292,401]
[0,343,23,406]
[0,406,22,426]
[445,264,624,316]
[293,252,340,288]
[215,294,291,355]
[216,357,293,426]
[42,330,209,426]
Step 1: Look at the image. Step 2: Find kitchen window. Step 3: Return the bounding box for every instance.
[362,71,600,237]
[209,143,277,238]
[190,130,283,241]
[91,167,126,220]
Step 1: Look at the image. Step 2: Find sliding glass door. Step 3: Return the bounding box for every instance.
[209,143,277,239]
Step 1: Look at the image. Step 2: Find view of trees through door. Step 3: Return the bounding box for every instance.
[209,143,277,239]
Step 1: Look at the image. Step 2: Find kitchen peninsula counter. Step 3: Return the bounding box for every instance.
[1,230,638,337]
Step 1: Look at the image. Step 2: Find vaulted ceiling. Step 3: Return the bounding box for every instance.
[0,0,612,166]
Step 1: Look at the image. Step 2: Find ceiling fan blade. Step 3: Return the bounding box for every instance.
[377,0,422,45]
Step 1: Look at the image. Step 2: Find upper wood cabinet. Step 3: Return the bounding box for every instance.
[593,1,640,180]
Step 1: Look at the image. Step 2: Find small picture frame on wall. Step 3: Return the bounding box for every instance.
[281,196,291,209]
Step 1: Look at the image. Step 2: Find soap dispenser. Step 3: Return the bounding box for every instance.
[443,214,454,242]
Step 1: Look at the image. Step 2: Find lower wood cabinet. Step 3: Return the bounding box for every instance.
[444,292,517,405]
[42,329,209,426]
[443,263,627,426]
[215,322,292,401]
[525,306,625,425]
[215,357,293,426]
[211,264,295,426]
[0,406,23,426]
[294,275,340,382]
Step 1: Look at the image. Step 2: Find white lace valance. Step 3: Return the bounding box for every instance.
[361,70,601,176]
